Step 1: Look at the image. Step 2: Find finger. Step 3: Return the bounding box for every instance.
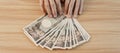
[55,0,63,15]
[39,0,45,15]
[64,0,71,14]
[49,0,57,17]
[61,0,65,2]
[67,0,75,18]
[73,0,81,18]
[79,0,84,15]
[44,0,52,17]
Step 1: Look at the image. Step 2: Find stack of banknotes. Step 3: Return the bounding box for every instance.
[23,15,91,50]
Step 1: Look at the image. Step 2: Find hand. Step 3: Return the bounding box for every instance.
[39,0,63,18]
[64,0,84,18]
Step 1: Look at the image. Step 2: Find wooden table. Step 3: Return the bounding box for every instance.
[0,0,120,53]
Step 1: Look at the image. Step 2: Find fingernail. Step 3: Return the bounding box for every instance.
[49,15,52,18]
[54,14,57,17]
[74,15,77,18]
[60,12,63,15]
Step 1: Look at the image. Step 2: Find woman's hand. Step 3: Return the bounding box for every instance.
[64,0,84,18]
[39,0,63,18]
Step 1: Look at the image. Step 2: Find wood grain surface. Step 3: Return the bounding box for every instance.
[0,0,120,53]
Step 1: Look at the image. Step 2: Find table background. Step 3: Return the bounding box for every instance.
[0,0,120,53]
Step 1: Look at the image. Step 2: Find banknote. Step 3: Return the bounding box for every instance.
[23,15,91,50]
[23,15,65,46]
[72,18,91,46]
[52,22,67,49]
[37,17,67,48]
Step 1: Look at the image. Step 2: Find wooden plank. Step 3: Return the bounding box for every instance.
[0,0,120,53]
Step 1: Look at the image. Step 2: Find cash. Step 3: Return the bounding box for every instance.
[23,15,91,50]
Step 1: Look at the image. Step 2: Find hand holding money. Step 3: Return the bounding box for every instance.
[23,0,90,50]
[23,15,91,50]
[64,0,84,18]
[40,0,84,18]
[39,0,63,17]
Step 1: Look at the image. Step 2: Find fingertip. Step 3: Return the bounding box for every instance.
[48,15,52,18]
[54,14,57,17]
[65,14,68,18]
[53,12,57,17]
[66,15,71,18]
[73,15,78,18]
[79,12,82,15]
[59,11,63,15]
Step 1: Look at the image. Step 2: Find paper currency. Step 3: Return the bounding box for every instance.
[23,15,65,46]
[23,15,91,50]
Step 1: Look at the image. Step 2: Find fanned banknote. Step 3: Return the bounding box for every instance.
[23,15,91,50]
